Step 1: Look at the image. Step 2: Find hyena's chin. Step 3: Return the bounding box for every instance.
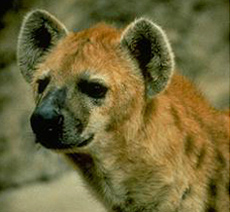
[34,133,94,150]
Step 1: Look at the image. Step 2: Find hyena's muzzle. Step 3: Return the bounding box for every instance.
[30,88,65,149]
[30,88,93,150]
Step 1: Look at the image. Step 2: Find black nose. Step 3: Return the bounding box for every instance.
[30,104,63,146]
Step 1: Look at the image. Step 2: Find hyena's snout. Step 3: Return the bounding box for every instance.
[30,101,63,148]
[30,88,66,149]
[30,88,93,149]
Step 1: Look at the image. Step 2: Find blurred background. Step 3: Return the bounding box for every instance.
[0,0,229,211]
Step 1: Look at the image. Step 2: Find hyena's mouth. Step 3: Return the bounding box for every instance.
[76,134,94,147]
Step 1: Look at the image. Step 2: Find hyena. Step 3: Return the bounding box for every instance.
[17,10,229,212]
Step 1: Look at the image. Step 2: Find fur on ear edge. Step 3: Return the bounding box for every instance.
[121,18,175,98]
[17,9,68,83]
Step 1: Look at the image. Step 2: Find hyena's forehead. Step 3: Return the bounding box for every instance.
[42,24,124,78]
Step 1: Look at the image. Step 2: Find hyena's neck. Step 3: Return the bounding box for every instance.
[66,152,117,208]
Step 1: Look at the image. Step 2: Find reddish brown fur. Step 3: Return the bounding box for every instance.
[19,14,229,212]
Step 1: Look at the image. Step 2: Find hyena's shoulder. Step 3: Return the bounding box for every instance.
[161,73,229,211]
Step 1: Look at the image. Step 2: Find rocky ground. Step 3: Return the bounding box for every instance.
[0,0,229,211]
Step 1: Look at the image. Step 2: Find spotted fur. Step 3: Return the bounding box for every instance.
[17,10,229,212]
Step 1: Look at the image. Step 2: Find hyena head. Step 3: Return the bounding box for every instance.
[17,10,174,152]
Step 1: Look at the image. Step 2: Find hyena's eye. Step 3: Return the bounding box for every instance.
[78,80,108,99]
[37,77,50,94]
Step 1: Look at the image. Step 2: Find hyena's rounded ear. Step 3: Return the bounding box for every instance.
[121,18,175,98]
[17,9,68,83]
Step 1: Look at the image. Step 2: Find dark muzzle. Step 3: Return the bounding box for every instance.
[30,88,66,148]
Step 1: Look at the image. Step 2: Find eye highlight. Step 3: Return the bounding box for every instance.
[37,77,50,94]
[78,80,108,99]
